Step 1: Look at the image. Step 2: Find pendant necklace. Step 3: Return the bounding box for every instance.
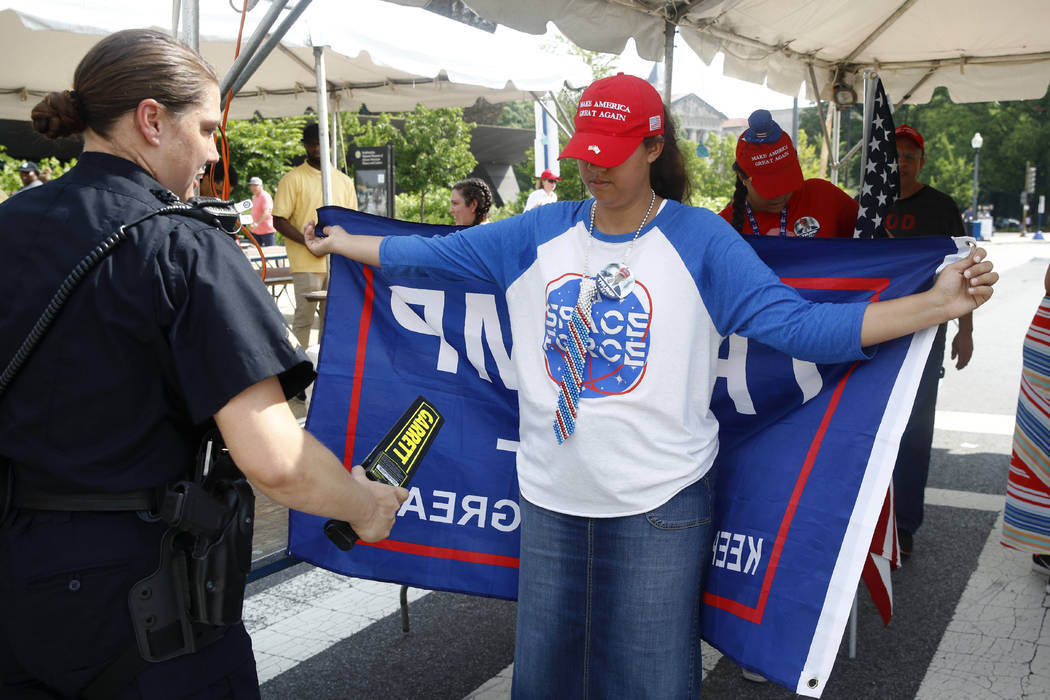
[582,188,657,302]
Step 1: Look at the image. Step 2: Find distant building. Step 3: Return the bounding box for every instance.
[720,117,748,139]
[645,61,801,145]
[669,94,727,143]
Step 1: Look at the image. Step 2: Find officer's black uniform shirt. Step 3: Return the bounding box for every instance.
[0,151,314,493]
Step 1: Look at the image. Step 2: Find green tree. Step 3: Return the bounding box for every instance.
[222,116,307,202]
[346,105,476,222]
[682,131,736,210]
[918,131,972,204]
[0,148,75,196]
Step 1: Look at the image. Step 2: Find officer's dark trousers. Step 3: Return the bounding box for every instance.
[1,509,260,699]
[892,322,947,535]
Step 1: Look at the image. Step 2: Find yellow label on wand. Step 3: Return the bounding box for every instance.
[363,397,444,487]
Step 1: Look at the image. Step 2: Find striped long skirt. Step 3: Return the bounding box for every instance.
[1003,295,1050,554]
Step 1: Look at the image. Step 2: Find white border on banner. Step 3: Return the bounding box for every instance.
[795,238,971,696]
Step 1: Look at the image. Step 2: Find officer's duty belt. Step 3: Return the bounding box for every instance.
[12,481,161,512]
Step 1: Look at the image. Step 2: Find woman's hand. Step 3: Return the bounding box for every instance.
[303,220,337,257]
[931,245,998,319]
[303,220,384,266]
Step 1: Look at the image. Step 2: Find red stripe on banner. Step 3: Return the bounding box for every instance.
[343,264,376,469]
[360,538,521,568]
[704,363,859,623]
[780,277,891,300]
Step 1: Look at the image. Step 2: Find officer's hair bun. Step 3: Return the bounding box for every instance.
[31,90,87,140]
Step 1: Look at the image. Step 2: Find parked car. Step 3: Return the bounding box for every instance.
[994,217,1021,231]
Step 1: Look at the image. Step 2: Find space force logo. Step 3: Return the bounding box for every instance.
[543,274,653,396]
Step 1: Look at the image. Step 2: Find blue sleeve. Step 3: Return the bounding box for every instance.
[379,202,587,291]
[667,206,873,364]
[379,216,518,290]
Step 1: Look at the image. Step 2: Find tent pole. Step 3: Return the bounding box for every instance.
[171,0,182,38]
[530,92,572,139]
[830,107,841,185]
[227,0,313,101]
[858,72,875,194]
[219,0,291,98]
[331,106,340,170]
[791,97,799,147]
[178,0,199,52]
[315,46,332,207]
[808,63,835,167]
[663,20,675,106]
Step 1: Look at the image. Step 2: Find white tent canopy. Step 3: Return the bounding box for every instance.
[0,0,591,121]
[391,0,1050,106]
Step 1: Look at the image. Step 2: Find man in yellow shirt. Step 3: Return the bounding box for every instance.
[273,122,358,350]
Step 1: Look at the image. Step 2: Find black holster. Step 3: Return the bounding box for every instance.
[128,430,255,662]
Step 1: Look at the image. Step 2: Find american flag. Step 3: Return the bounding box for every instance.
[853,78,900,238]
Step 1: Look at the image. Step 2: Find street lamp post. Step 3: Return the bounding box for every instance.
[971,132,983,240]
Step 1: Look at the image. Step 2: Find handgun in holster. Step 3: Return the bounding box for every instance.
[128,429,255,661]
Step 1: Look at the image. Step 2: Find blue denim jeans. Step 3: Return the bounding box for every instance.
[512,474,715,699]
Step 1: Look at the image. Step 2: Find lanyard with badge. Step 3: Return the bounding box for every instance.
[744,201,788,237]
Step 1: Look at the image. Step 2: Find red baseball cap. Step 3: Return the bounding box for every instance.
[539,169,561,181]
[735,109,803,199]
[559,73,665,168]
[895,124,924,152]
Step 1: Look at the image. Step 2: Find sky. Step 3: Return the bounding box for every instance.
[611,38,807,120]
[518,23,809,121]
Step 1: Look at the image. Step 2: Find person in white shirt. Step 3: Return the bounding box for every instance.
[523,169,560,211]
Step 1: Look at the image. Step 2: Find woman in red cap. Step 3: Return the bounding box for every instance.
[523,169,561,211]
[305,74,997,698]
[721,109,858,238]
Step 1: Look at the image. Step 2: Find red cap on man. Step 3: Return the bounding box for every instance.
[895,124,925,153]
[559,73,665,168]
[735,110,804,199]
[539,169,561,181]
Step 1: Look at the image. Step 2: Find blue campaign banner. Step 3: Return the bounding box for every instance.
[288,208,964,696]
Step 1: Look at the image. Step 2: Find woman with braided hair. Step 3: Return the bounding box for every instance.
[720,109,858,239]
[449,177,493,226]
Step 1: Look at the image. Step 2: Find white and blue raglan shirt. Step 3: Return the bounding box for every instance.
[381,199,872,518]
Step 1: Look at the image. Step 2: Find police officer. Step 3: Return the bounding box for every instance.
[0,29,408,698]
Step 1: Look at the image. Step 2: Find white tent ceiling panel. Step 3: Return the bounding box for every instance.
[0,0,589,121]
[396,0,1050,105]
[456,0,669,60]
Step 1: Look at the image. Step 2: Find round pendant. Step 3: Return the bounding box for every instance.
[596,262,636,300]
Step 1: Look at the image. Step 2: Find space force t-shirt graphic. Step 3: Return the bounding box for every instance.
[543,272,653,395]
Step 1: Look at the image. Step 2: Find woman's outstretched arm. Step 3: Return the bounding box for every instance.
[861,245,997,347]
